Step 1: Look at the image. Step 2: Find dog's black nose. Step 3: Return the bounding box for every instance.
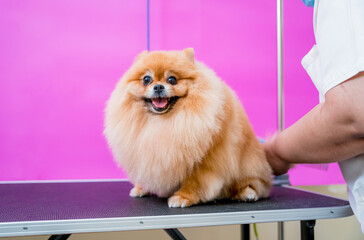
[153,84,165,94]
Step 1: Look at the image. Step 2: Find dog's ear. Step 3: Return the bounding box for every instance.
[135,50,149,62]
[183,48,194,63]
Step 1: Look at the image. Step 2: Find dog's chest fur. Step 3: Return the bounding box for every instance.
[116,110,222,197]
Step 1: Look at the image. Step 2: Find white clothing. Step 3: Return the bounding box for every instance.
[301,0,364,234]
[339,155,364,234]
[301,0,364,102]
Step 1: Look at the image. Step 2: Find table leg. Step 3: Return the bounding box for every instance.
[241,224,250,240]
[300,220,316,240]
[278,222,284,240]
[48,235,71,240]
[164,228,187,240]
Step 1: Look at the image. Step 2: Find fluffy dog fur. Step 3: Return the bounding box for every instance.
[104,48,272,207]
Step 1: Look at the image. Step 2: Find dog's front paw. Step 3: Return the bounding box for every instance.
[239,186,258,202]
[129,185,149,197]
[168,195,193,208]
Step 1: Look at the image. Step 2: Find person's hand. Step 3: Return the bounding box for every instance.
[262,136,292,176]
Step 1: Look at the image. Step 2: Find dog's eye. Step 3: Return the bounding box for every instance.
[143,75,152,86]
[167,76,177,85]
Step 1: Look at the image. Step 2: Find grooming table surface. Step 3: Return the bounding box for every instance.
[0,181,353,237]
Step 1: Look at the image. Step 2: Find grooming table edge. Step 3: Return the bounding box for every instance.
[0,180,353,237]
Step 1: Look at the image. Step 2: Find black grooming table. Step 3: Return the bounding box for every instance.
[0,180,353,239]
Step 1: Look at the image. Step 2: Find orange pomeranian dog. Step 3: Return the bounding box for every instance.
[104,48,272,208]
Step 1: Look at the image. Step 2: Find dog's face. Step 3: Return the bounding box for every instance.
[125,48,197,114]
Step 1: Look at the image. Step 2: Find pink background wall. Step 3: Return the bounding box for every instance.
[0,0,345,185]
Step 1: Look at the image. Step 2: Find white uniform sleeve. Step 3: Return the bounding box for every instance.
[301,0,364,102]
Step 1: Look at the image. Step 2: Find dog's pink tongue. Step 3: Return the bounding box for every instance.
[152,98,168,108]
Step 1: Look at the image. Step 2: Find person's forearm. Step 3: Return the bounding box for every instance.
[273,104,363,164]
[271,72,364,165]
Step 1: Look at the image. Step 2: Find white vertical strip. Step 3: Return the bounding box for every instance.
[277,0,284,132]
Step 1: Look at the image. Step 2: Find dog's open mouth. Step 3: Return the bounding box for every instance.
[145,96,179,113]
